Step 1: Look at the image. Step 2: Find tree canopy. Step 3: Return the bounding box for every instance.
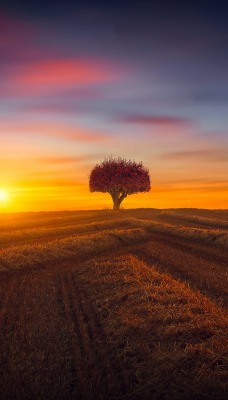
[89,157,151,209]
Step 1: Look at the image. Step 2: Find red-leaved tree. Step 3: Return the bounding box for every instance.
[89,157,151,210]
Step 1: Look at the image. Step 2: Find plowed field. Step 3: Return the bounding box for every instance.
[0,208,227,399]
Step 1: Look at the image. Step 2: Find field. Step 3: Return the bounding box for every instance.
[0,208,227,399]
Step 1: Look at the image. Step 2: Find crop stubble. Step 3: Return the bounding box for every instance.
[0,209,227,399]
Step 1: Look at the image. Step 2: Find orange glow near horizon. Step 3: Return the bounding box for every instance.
[1,125,227,212]
[1,122,227,213]
[1,180,227,214]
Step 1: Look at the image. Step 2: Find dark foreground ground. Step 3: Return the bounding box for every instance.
[0,208,227,399]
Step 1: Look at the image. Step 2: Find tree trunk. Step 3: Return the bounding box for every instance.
[110,191,127,210]
[113,198,121,210]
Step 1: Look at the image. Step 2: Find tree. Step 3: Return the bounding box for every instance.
[89,157,151,210]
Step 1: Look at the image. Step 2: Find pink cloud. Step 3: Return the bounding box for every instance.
[115,113,194,139]
[119,114,192,127]
[10,59,124,95]
[0,14,127,98]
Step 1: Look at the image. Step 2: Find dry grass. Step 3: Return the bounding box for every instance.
[0,208,227,399]
[0,218,138,249]
[131,234,228,308]
[158,209,228,229]
[122,217,228,247]
[0,228,149,271]
[76,255,228,399]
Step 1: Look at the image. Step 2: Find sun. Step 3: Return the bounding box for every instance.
[0,189,8,202]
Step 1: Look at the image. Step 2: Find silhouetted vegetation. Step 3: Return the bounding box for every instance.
[89,157,150,209]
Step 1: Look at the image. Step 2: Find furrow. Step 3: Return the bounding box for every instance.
[0,278,17,330]
[60,273,89,397]
[71,274,128,397]
[133,234,228,307]
[61,271,126,398]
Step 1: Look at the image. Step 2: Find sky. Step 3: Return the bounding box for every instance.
[0,0,228,212]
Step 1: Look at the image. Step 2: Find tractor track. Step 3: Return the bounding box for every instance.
[61,272,127,399]
[132,232,228,307]
[0,209,227,399]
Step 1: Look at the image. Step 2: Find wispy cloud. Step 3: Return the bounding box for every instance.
[16,88,105,113]
[15,59,120,86]
[19,177,84,188]
[149,176,228,193]
[35,155,99,165]
[159,149,228,162]
[0,119,107,142]
[115,113,194,138]
[118,114,192,127]
[1,59,128,100]
[0,14,128,98]
[0,155,102,167]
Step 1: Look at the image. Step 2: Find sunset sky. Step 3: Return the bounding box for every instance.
[0,0,228,212]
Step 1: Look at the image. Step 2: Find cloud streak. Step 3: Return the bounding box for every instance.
[159,149,228,162]
[35,155,101,165]
[0,156,95,166]
[0,119,107,142]
[0,14,128,99]
[115,113,194,138]
[118,114,192,127]
[15,59,121,86]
